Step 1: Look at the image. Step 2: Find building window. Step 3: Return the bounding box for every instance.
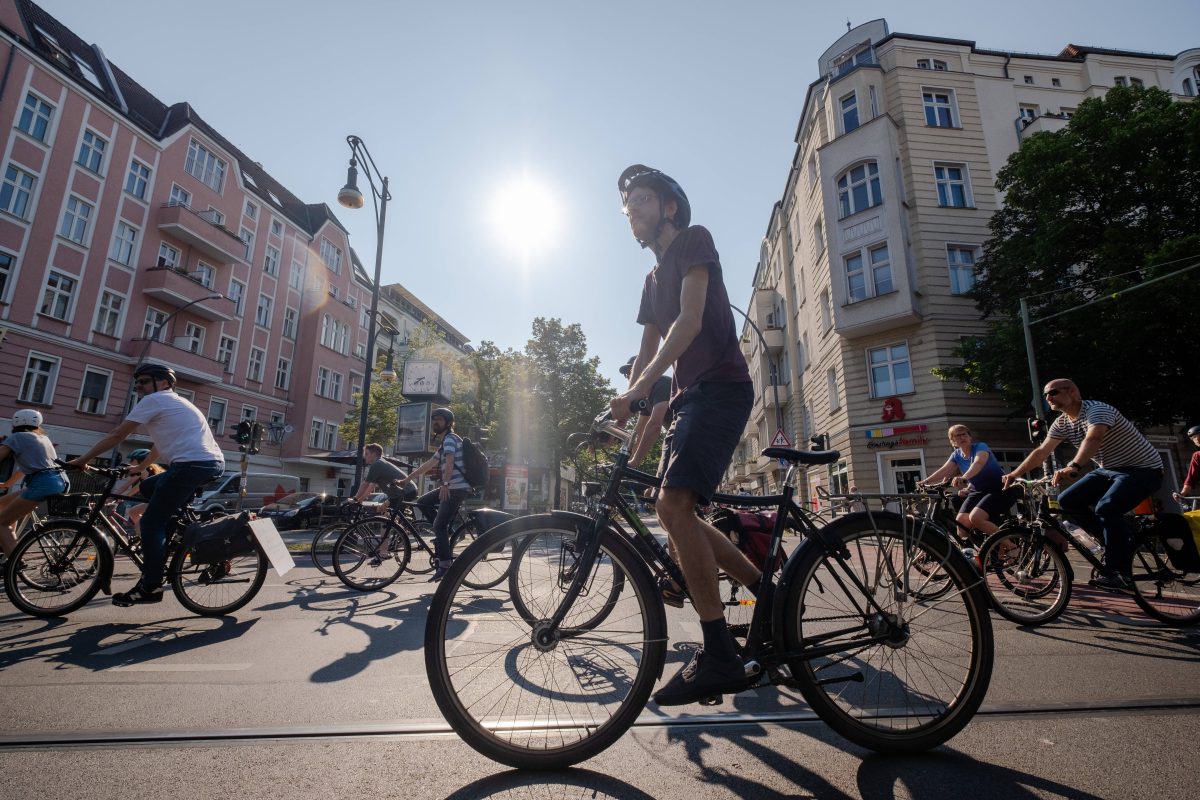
[844,243,892,302]
[95,290,124,336]
[1184,78,1195,97]
[78,368,110,414]
[247,347,265,382]
[157,242,180,268]
[17,92,55,142]
[275,358,291,390]
[837,161,882,219]
[204,206,224,226]
[1023,75,1034,84]
[244,200,258,220]
[240,226,254,261]
[59,196,93,244]
[109,222,138,265]
[1051,77,1062,88]
[185,139,227,192]
[207,398,227,435]
[833,44,874,76]
[826,367,840,410]
[1,164,37,219]
[0,250,14,301]
[323,422,337,450]
[76,130,107,173]
[218,336,236,373]
[813,218,825,254]
[142,307,167,341]
[934,163,970,208]
[916,59,947,71]
[320,238,342,273]
[183,322,204,353]
[868,342,914,397]
[40,270,76,320]
[1130,77,1144,88]
[270,219,283,237]
[168,183,191,208]
[19,353,59,404]
[330,372,343,402]
[310,418,324,448]
[1113,76,1127,87]
[819,289,832,332]
[840,92,859,133]
[125,159,151,199]
[264,244,280,276]
[282,307,297,339]
[316,366,330,397]
[289,259,304,290]
[255,294,272,327]
[947,245,978,294]
[194,261,215,288]
[1019,104,1039,126]
[241,406,257,423]
[229,278,246,316]
[922,89,957,127]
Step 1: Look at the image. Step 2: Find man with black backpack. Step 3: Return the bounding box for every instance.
[406,407,476,581]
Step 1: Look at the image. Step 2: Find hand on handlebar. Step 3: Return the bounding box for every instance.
[609,392,648,426]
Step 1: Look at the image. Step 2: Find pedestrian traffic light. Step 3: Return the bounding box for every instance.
[233,420,253,445]
[1027,417,1047,444]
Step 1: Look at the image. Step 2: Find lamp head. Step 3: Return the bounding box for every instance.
[338,161,365,209]
[379,349,397,383]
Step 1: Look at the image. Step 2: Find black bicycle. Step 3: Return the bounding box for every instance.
[423,408,994,769]
[978,477,1200,626]
[4,464,268,618]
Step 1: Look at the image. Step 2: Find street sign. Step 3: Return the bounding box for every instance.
[770,430,791,448]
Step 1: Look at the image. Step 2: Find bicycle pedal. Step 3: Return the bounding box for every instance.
[699,694,723,706]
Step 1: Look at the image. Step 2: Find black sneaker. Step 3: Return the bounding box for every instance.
[652,648,748,706]
[658,575,685,608]
[429,560,452,583]
[113,584,164,607]
[1088,572,1135,594]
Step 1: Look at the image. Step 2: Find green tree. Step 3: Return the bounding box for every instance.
[934,86,1200,428]
[523,318,613,508]
[339,370,409,452]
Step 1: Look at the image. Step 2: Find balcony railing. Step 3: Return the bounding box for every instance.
[156,202,246,264]
[761,326,785,353]
[126,337,226,384]
[140,266,236,321]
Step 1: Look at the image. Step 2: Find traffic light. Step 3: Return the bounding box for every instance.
[233,420,253,446]
[810,433,830,451]
[1027,417,1047,444]
[249,422,264,455]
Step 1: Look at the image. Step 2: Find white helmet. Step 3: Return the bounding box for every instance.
[12,409,43,428]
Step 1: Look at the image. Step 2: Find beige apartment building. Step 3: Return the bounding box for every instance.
[731,19,1200,504]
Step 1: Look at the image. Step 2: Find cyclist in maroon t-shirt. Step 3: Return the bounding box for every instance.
[1174,425,1200,505]
[610,165,759,706]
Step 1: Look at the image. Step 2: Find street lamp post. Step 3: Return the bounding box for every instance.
[337,135,392,493]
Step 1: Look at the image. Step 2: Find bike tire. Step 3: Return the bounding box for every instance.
[1130,536,1200,626]
[425,516,666,770]
[5,520,110,617]
[332,518,410,591]
[506,525,626,631]
[978,527,1072,626]
[455,519,509,590]
[782,512,993,753]
[310,522,348,576]
[406,521,437,575]
[170,539,269,617]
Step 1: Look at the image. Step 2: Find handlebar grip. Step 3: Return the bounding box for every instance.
[629,398,649,414]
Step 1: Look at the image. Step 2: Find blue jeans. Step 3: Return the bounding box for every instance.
[137,460,224,589]
[416,487,470,562]
[1057,466,1162,575]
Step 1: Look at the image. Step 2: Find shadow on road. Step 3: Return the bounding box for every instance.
[444,768,656,800]
[856,750,1105,799]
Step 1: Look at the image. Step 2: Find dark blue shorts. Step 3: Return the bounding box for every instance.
[658,381,753,505]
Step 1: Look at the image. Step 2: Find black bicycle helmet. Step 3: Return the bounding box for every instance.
[618,164,691,244]
[1188,425,1200,437]
[431,407,455,424]
[133,363,177,386]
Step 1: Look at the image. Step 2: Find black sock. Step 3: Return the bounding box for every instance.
[700,618,738,662]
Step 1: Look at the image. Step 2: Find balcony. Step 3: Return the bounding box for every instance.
[761,326,785,353]
[752,287,781,329]
[1018,113,1070,140]
[126,338,226,384]
[141,266,236,321]
[155,202,246,264]
[751,383,786,426]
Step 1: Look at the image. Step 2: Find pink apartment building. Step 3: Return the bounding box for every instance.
[0,0,392,495]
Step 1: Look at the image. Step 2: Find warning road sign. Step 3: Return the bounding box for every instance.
[770,430,791,448]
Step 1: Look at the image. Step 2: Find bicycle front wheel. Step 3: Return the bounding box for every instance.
[170,540,268,617]
[1130,537,1200,626]
[506,528,626,631]
[332,518,410,591]
[978,527,1072,625]
[783,512,993,753]
[310,522,348,575]
[425,516,666,770]
[5,521,110,617]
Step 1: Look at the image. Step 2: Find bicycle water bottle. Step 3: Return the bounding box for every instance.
[1061,519,1103,557]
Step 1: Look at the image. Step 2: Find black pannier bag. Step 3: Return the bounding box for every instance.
[183,512,256,565]
[1155,512,1200,572]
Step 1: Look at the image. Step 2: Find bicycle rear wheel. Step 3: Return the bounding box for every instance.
[1130,537,1200,626]
[978,527,1071,626]
[170,540,269,616]
[332,518,410,591]
[454,519,510,590]
[310,521,348,575]
[783,512,993,753]
[425,516,666,770]
[5,521,109,617]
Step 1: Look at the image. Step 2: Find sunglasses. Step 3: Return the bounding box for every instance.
[1043,388,1066,397]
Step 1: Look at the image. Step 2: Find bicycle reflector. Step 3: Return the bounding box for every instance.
[1027,418,1047,443]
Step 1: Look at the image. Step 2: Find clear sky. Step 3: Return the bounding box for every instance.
[35,0,1200,388]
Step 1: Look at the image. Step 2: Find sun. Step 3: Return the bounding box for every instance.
[488,174,562,260]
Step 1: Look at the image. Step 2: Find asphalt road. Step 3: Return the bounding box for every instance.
[1,522,1198,800]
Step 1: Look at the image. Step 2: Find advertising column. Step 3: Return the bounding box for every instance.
[503,464,529,512]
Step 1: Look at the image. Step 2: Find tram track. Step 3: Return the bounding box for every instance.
[2,697,1198,751]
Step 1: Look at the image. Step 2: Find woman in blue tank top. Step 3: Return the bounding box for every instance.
[919,424,1010,537]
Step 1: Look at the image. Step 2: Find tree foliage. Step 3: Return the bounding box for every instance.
[934,87,1200,428]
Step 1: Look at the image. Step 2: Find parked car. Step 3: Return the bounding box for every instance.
[258,492,324,529]
[360,492,391,513]
[192,472,302,514]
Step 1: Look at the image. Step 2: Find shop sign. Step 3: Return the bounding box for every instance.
[865,423,929,449]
